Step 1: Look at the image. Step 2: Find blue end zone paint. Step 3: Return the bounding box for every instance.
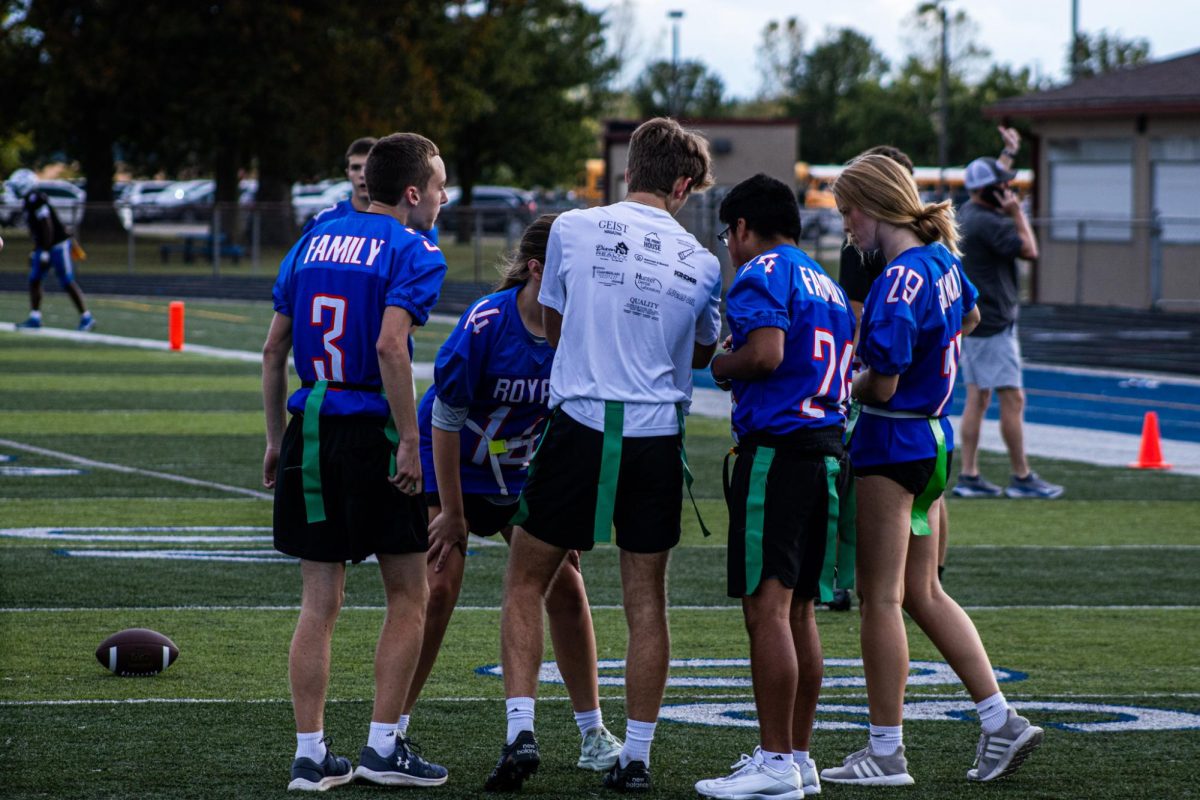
[693,366,1200,442]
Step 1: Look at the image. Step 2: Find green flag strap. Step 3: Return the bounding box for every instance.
[677,405,712,538]
[743,445,775,597]
[843,400,862,445]
[592,401,625,544]
[816,455,842,603]
[910,418,947,536]
[301,381,329,524]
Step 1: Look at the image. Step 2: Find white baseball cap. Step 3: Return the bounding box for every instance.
[964,157,1017,191]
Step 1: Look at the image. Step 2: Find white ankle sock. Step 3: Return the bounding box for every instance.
[760,749,794,772]
[397,714,411,736]
[868,724,903,756]
[620,719,656,767]
[792,749,810,764]
[574,708,603,738]
[367,721,396,757]
[28,310,41,321]
[977,691,1011,734]
[506,696,536,744]
[295,730,326,762]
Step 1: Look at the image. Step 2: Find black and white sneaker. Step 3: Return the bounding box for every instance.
[602,758,652,793]
[355,733,448,787]
[484,730,540,792]
[288,739,354,792]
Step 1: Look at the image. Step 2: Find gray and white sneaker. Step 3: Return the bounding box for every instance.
[695,748,804,799]
[951,473,1003,498]
[967,708,1043,782]
[796,756,821,795]
[577,725,623,771]
[820,745,914,786]
[1005,472,1064,499]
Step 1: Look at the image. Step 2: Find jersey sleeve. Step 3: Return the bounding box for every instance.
[538,217,567,313]
[860,269,919,376]
[725,256,790,336]
[271,235,309,317]
[385,234,448,326]
[695,259,722,346]
[432,303,492,409]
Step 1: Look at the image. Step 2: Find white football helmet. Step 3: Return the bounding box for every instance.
[8,168,37,197]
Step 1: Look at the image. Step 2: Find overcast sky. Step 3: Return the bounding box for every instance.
[581,0,1199,98]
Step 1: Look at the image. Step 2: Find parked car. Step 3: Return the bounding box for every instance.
[292,180,352,226]
[151,179,256,222]
[30,180,87,228]
[438,185,537,235]
[116,179,174,227]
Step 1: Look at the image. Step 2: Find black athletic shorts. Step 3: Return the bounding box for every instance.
[725,431,843,599]
[514,410,683,553]
[854,451,954,497]
[424,492,520,537]
[274,414,428,563]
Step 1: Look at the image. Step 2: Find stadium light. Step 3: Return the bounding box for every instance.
[668,10,684,117]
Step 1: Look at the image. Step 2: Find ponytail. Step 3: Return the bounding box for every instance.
[833,155,961,255]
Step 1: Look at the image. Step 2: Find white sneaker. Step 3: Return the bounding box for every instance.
[820,744,914,786]
[796,757,820,795]
[967,708,1043,781]
[577,724,622,771]
[695,747,804,799]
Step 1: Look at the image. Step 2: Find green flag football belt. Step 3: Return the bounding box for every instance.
[852,405,948,537]
[299,379,398,525]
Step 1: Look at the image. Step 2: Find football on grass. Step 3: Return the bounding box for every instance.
[95,628,179,676]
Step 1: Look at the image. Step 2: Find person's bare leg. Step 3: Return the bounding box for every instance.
[500,528,569,700]
[64,280,88,315]
[402,540,465,715]
[790,596,822,754]
[619,550,671,723]
[742,579,797,753]
[997,388,1030,477]
[958,385,991,477]
[544,551,600,713]
[290,560,346,733]
[371,552,430,726]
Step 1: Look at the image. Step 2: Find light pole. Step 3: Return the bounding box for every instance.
[918,1,949,198]
[668,9,684,117]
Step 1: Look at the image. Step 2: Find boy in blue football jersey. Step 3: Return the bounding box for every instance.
[300,137,375,235]
[263,132,450,791]
[697,174,855,800]
[822,155,1042,787]
[400,214,622,771]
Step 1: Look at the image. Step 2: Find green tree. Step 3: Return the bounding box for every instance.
[631,59,726,119]
[1070,29,1151,78]
[794,28,889,163]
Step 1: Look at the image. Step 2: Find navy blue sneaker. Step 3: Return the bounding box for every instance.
[602,758,652,792]
[355,734,448,787]
[288,740,354,792]
[484,730,540,792]
[15,316,41,329]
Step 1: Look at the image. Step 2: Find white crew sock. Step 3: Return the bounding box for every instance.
[295,730,326,762]
[27,310,42,321]
[397,714,411,736]
[367,721,396,757]
[868,723,903,756]
[792,749,810,765]
[506,696,536,744]
[574,707,603,738]
[977,691,1011,734]
[620,718,656,767]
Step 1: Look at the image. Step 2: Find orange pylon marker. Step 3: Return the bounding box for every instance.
[168,301,185,351]
[1130,411,1171,470]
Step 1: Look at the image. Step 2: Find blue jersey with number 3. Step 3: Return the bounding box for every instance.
[273,212,447,417]
[725,244,856,440]
[851,242,978,466]
[417,286,554,496]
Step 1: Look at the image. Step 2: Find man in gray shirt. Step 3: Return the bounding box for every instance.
[953,149,1064,500]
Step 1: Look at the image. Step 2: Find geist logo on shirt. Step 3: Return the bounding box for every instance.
[595,242,629,262]
[643,232,662,253]
[598,220,628,236]
[635,272,662,293]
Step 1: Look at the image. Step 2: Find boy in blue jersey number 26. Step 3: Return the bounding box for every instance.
[699,174,855,800]
[262,132,450,791]
[400,214,623,771]
[822,155,1043,787]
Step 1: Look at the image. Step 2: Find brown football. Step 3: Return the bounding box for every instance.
[95,628,179,676]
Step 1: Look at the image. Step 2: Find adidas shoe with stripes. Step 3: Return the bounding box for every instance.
[967,708,1044,782]
[820,745,914,786]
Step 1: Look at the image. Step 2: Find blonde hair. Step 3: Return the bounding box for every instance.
[833,154,960,255]
[495,213,559,291]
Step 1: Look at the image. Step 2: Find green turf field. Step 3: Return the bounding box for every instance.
[1,296,1198,799]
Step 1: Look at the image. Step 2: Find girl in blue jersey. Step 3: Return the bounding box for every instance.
[401,215,622,770]
[821,156,1043,787]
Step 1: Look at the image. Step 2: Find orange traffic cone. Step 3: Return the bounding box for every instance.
[1130,411,1171,470]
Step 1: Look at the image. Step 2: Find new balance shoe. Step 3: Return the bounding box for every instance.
[15,316,41,329]
[967,708,1043,782]
[578,725,623,771]
[602,758,651,792]
[78,314,95,332]
[951,473,1003,498]
[287,740,354,792]
[820,745,914,786]
[796,756,821,796]
[484,729,540,791]
[695,748,803,799]
[1005,472,1064,499]
[354,734,448,787]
